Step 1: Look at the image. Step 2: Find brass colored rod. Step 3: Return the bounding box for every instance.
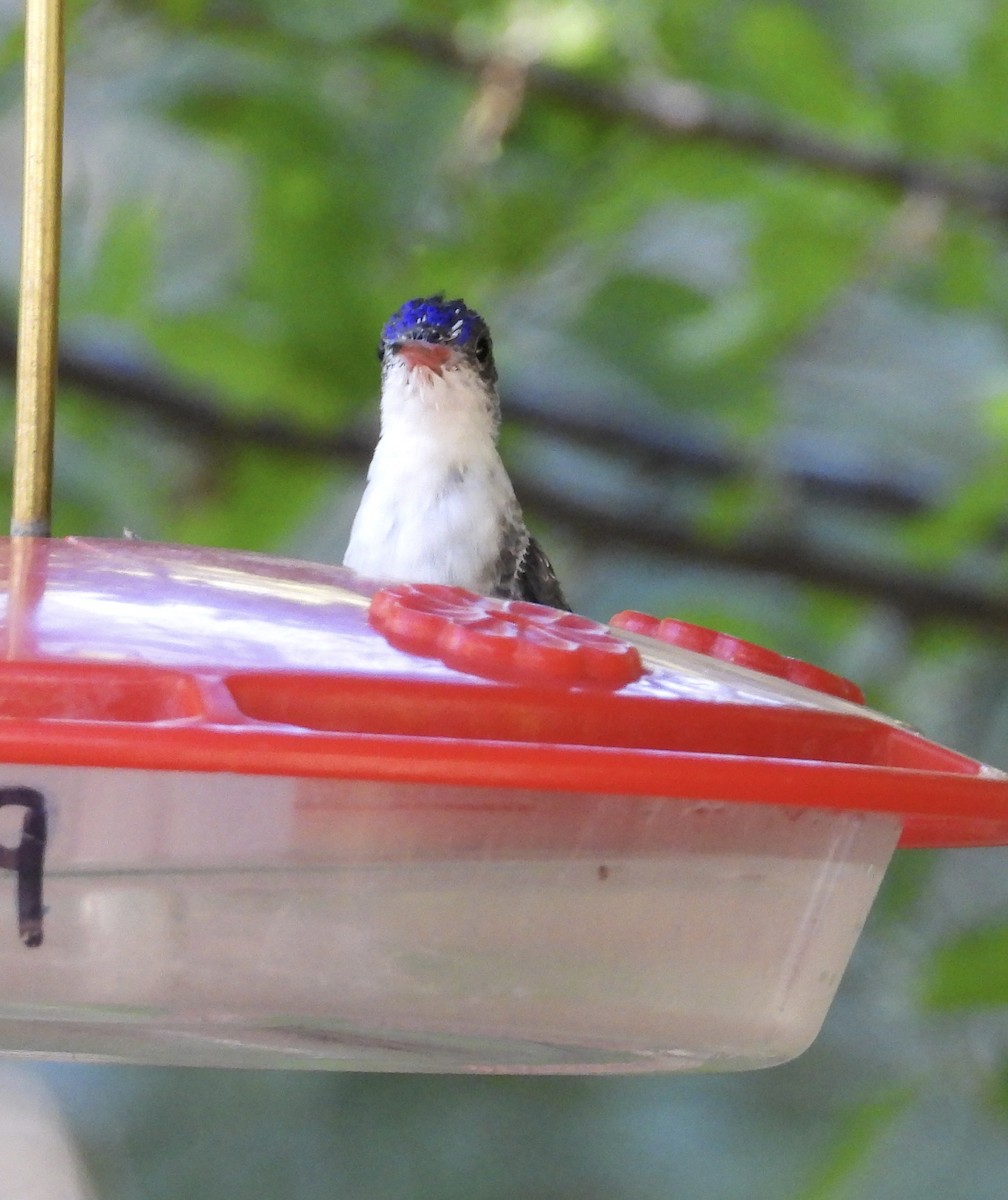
[11,0,64,538]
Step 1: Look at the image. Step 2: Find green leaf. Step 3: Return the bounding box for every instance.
[731,2,881,133]
[937,224,996,309]
[870,848,937,922]
[923,922,1008,1009]
[170,445,331,551]
[260,0,404,43]
[151,0,212,26]
[578,273,707,366]
[983,1056,1008,1118]
[68,205,159,323]
[791,1086,914,1200]
[746,177,880,343]
[900,458,1008,567]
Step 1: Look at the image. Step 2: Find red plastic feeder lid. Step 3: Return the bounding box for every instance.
[0,536,1006,850]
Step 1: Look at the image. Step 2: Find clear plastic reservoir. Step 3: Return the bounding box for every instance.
[0,765,899,1072]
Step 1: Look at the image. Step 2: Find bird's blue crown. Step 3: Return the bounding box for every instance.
[381,295,489,349]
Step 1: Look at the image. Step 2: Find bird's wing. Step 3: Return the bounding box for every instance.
[512,534,571,611]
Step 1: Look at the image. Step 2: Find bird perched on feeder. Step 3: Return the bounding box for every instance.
[343,295,570,610]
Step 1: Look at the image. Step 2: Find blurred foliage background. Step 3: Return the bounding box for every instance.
[2,0,1008,1195]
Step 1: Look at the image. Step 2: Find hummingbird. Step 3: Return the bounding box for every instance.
[343,295,569,610]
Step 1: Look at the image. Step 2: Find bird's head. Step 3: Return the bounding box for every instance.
[379,295,498,391]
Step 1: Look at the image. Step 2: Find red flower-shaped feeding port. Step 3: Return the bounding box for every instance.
[370,584,643,689]
[611,611,864,704]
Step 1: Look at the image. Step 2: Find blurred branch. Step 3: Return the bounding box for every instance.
[520,478,1008,630]
[1,324,1006,630]
[0,325,372,460]
[382,27,1008,220]
[507,388,931,519]
[0,324,940,519]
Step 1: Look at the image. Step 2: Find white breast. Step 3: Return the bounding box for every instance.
[343,363,518,592]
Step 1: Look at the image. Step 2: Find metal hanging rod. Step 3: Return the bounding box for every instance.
[11,0,64,538]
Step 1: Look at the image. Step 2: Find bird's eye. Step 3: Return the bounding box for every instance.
[474,335,491,364]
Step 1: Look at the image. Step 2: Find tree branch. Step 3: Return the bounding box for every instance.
[2,324,1005,631]
[0,323,942,520]
[382,27,1008,221]
[0,324,372,461]
[517,478,1008,632]
[506,387,933,519]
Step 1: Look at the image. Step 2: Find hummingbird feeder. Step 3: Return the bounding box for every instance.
[1,0,1007,1074]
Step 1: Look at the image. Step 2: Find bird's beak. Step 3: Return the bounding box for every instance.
[394,340,453,376]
